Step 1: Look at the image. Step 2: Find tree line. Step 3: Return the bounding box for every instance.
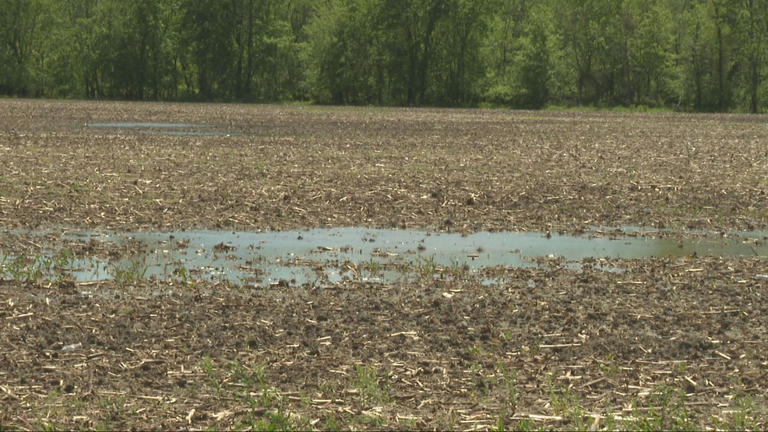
[1,0,767,112]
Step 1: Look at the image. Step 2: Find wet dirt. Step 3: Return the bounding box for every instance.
[1,99,767,234]
[2,257,767,430]
[1,100,767,430]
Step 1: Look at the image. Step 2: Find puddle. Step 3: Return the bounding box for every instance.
[87,122,207,128]
[2,227,766,287]
[86,122,242,137]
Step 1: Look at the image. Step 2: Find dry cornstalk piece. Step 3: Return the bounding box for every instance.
[579,377,606,388]
[714,351,731,360]
[539,343,581,348]
[513,414,565,422]
[212,410,234,421]
[137,395,164,401]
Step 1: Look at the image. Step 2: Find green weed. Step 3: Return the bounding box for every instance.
[548,376,588,429]
[224,359,308,431]
[513,418,534,431]
[491,417,507,431]
[359,414,385,427]
[353,363,389,406]
[415,255,439,278]
[320,413,342,431]
[200,355,221,392]
[98,396,126,427]
[0,250,75,283]
[469,361,492,397]
[447,258,470,278]
[599,354,619,378]
[172,259,201,290]
[495,363,519,409]
[363,258,381,277]
[109,257,148,288]
[237,410,296,431]
[629,385,696,431]
[718,393,759,430]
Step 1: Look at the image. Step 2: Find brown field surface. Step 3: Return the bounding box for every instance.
[2,99,767,233]
[1,99,767,430]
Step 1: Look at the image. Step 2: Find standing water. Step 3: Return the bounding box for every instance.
[1,227,766,286]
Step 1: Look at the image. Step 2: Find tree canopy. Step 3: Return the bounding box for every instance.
[2,0,767,112]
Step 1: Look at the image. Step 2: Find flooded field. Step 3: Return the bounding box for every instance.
[86,122,242,137]
[1,99,767,430]
[3,227,767,286]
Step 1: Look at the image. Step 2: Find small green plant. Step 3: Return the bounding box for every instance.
[39,422,59,432]
[495,363,519,410]
[3,255,28,281]
[46,249,77,283]
[226,359,298,431]
[200,355,221,391]
[321,414,342,431]
[599,354,619,378]
[467,344,482,358]
[415,256,439,277]
[230,360,278,407]
[491,417,507,431]
[630,385,696,431]
[602,407,617,431]
[357,414,385,427]
[396,262,410,274]
[52,248,75,271]
[229,360,268,391]
[99,396,126,425]
[447,258,470,278]
[0,253,73,283]
[514,418,534,431]
[363,258,381,277]
[548,377,588,429]
[174,259,191,282]
[719,393,758,430]
[353,363,389,406]
[173,259,200,290]
[35,390,64,431]
[110,257,148,288]
[238,410,295,431]
[469,361,492,397]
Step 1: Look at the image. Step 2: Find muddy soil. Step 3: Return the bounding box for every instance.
[1,99,766,234]
[1,100,767,430]
[2,257,767,430]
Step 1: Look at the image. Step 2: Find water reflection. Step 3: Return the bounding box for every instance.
[85,122,240,136]
[2,227,765,286]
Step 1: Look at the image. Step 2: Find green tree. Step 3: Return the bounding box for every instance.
[303,0,381,104]
[433,0,487,105]
[0,0,45,95]
[179,0,236,99]
[553,0,622,105]
[674,0,726,110]
[519,20,550,108]
[101,0,168,99]
[733,0,767,112]
[379,0,449,105]
[620,0,676,106]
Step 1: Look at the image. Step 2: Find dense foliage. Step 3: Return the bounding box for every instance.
[2,0,767,111]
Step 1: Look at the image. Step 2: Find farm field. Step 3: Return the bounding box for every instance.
[1,99,767,430]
